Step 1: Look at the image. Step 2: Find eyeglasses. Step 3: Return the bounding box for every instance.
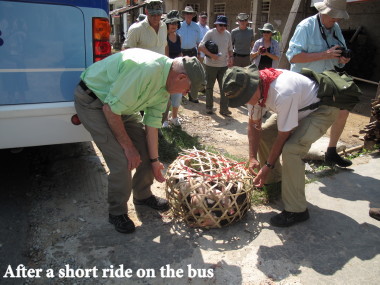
[238,19,248,22]
[218,24,227,27]
[262,31,272,34]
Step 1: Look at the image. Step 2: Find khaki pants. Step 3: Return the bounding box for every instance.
[204,65,229,113]
[74,85,153,215]
[233,55,251,67]
[258,105,340,212]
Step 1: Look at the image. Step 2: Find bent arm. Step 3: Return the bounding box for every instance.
[145,125,165,182]
[102,104,141,170]
[253,130,291,187]
[290,45,342,63]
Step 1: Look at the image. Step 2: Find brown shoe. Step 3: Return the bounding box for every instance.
[369,208,380,221]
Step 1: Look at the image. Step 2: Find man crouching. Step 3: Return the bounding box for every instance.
[75,48,205,233]
[222,64,340,227]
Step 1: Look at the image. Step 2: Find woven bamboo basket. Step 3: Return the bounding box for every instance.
[165,149,254,229]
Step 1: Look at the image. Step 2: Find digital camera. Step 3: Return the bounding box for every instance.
[336,47,352,58]
[259,47,267,54]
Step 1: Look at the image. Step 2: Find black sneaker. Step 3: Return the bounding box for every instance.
[133,195,170,212]
[109,214,136,234]
[270,209,310,227]
[325,151,352,167]
[220,110,232,117]
[369,208,380,221]
[189,98,199,103]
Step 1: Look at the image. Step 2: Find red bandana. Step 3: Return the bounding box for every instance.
[258,68,283,107]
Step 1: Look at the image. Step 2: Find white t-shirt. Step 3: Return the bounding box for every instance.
[247,70,320,132]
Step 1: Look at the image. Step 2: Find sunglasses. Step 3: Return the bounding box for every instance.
[262,31,272,34]
[218,24,227,27]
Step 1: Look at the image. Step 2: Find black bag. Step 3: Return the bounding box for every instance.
[300,68,362,112]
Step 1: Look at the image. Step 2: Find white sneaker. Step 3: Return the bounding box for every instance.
[162,121,170,128]
[170,117,181,126]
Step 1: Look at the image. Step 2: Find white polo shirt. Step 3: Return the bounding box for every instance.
[247,70,320,132]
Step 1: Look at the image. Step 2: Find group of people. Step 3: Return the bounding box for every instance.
[74,0,378,234]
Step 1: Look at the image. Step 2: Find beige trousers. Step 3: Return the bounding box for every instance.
[258,105,340,212]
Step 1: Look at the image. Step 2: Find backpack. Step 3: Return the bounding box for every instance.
[299,68,362,112]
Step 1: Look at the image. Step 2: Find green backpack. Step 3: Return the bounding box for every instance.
[299,68,362,112]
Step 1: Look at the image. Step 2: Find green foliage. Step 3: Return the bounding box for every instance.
[251,182,281,205]
[272,31,282,43]
[158,127,204,163]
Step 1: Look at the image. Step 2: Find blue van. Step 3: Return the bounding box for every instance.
[0,0,111,149]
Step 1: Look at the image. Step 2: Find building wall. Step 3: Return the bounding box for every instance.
[122,0,380,80]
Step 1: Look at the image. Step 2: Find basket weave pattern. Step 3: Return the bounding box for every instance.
[165,149,254,228]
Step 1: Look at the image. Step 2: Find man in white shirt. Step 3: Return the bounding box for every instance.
[122,0,167,55]
[222,65,340,227]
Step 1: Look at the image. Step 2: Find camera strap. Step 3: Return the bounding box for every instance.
[317,14,346,49]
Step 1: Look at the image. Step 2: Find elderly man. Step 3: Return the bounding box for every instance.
[199,15,233,116]
[231,13,254,67]
[222,65,343,227]
[197,11,210,63]
[178,6,202,103]
[286,0,352,168]
[122,0,167,55]
[75,48,205,233]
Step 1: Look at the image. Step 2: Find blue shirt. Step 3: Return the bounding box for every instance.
[286,14,347,73]
[177,21,202,49]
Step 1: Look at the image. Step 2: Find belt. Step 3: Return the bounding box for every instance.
[181,48,197,52]
[233,53,250,57]
[79,80,97,99]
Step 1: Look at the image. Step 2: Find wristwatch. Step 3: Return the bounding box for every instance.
[150,157,159,163]
[265,161,274,169]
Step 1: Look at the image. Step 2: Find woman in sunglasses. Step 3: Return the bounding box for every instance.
[250,23,280,70]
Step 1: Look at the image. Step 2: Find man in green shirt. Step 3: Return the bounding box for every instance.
[75,48,205,234]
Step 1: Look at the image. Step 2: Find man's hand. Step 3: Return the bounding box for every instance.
[325,45,343,59]
[339,56,351,65]
[123,146,141,171]
[151,161,165,183]
[253,166,271,187]
[248,157,260,176]
[210,53,219,60]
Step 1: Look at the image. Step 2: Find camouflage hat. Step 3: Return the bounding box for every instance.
[164,10,183,24]
[182,57,206,92]
[222,64,260,108]
[146,0,163,16]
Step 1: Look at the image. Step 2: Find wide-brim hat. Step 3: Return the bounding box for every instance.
[314,0,349,19]
[145,0,163,16]
[235,13,252,24]
[214,15,228,25]
[258,23,277,34]
[222,64,260,108]
[136,14,147,22]
[181,6,197,16]
[164,10,183,24]
[182,57,206,92]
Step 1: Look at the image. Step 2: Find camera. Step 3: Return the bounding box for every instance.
[259,47,267,54]
[336,47,352,58]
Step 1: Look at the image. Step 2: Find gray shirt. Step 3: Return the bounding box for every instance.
[231,27,254,55]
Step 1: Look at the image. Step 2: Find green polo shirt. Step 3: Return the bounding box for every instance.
[80,48,173,128]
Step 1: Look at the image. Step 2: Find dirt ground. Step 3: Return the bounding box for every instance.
[0,81,377,285]
[176,81,375,159]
